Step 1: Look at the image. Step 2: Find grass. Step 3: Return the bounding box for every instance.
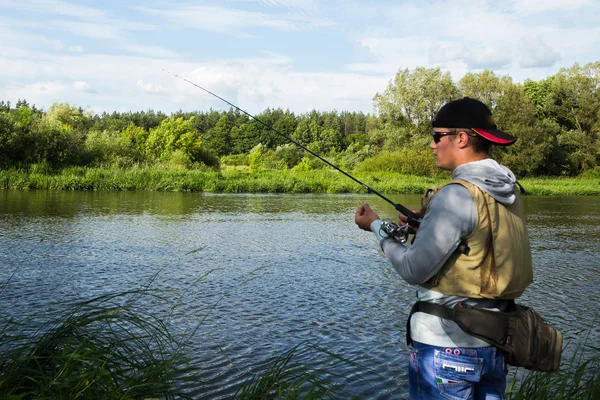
[235,344,351,400]
[1,280,599,399]
[0,289,200,400]
[1,166,598,195]
[0,267,354,400]
[507,342,600,400]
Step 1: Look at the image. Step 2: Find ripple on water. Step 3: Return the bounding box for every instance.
[1,192,598,398]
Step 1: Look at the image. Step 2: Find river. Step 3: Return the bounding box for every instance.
[1,190,598,399]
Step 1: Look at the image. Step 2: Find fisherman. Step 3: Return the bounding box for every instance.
[354,97,533,399]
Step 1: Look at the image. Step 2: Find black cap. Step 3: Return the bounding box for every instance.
[432,97,517,146]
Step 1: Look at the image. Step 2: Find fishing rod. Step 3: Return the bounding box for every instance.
[164,70,422,227]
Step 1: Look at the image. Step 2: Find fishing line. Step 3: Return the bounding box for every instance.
[164,70,421,226]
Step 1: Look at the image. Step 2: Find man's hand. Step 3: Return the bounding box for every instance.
[398,209,421,234]
[355,203,380,231]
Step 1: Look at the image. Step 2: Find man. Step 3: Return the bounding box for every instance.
[355,97,533,399]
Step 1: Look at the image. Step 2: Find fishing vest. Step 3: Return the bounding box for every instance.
[422,179,533,299]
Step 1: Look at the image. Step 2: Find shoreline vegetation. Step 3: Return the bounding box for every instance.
[1,167,599,196]
[2,63,600,190]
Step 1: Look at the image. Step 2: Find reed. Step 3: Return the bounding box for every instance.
[2,279,598,398]
[1,167,599,195]
[235,344,338,399]
[0,289,199,399]
[507,345,600,400]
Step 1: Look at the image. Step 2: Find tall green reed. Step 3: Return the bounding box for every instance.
[2,167,600,195]
[235,343,367,400]
[507,330,600,400]
[0,289,199,399]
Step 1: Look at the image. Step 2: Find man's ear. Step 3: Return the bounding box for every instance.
[456,130,471,148]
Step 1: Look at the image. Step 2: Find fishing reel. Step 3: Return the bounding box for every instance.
[379,220,410,244]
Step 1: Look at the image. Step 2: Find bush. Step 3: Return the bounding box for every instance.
[222,153,250,166]
[579,166,600,179]
[354,148,446,177]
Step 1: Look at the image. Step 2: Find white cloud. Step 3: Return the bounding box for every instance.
[4,81,67,105]
[47,39,63,50]
[7,0,106,19]
[1,0,599,114]
[139,4,334,35]
[48,20,124,40]
[518,36,561,68]
[512,0,591,14]
[123,44,179,58]
[137,79,168,95]
[73,81,95,93]
[464,46,514,70]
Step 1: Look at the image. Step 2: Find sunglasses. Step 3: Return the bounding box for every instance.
[432,131,458,144]
[432,130,477,144]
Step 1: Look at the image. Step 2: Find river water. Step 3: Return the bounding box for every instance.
[1,190,599,399]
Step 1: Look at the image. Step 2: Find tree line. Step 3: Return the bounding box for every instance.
[1,61,599,178]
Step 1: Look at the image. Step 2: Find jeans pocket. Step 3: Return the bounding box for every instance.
[434,349,483,400]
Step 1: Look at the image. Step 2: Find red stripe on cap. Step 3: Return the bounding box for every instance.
[471,128,514,144]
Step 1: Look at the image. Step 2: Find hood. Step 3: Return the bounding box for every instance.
[452,159,517,205]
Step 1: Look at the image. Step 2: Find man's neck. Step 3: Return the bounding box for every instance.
[450,154,489,172]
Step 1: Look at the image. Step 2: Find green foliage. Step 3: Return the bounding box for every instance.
[339,144,371,171]
[203,114,233,156]
[0,290,198,399]
[274,144,303,169]
[557,129,597,173]
[524,77,555,120]
[145,116,196,161]
[29,103,90,168]
[0,111,24,167]
[235,344,345,399]
[143,116,219,168]
[374,67,457,128]
[507,337,600,400]
[2,167,600,195]
[120,122,149,150]
[222,153,250,167]
[579,166,600,178]
[347,133,369,148]
[249,143,266,173]
[354,149,447,177]
[458,70,514,109]
[367,125,413,152]
[317,128,348,153]
[1,60,599,177]
[291,156,326,172]
[550,62,600,133]
[84,129,137,167]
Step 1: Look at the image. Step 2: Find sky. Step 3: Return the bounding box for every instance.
[1,0,599,115]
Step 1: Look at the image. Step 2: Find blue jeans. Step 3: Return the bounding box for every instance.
[408,341,507,400]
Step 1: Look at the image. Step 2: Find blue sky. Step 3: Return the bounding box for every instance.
[1,0,599,115]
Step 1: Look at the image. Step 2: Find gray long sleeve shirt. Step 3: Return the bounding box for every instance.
[371,159,519,347]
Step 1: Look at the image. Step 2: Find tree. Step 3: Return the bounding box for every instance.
[318,128,347,153]
[374,67,458,129]
[232,120,263,154]
[549,62,600,133]
[203,114,232,156]
[458,70,514,110]
[145,116,204,163]
[523,77,555,120]
[29,103,90,167]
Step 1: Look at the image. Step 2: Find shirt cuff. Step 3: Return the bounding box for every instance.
[370,219,389,243]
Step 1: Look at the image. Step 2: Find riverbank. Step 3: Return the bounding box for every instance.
[1,167,599,195]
